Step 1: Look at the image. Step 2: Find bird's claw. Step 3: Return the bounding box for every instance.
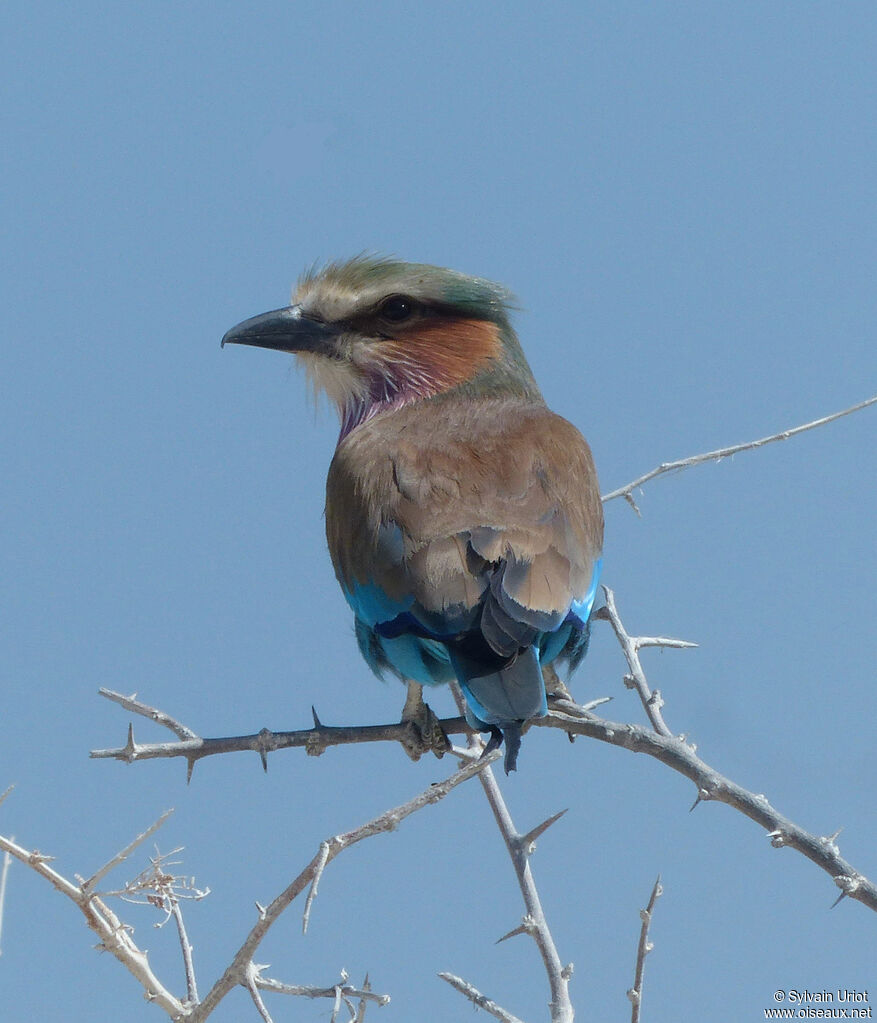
[400,683,451,761]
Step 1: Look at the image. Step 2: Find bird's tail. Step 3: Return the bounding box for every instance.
[450,646,547,773]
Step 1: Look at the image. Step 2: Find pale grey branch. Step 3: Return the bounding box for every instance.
[302,840,329,934]
[254,972,389,1010]
[450,683,574,1023]
[188,755,492,1020]
[0,820,184,1016]
[81,809,174,895]
[100,689,198,741]
[245,962,274,1023]
[534,709,877,913]
[91,687,473,770]
[0,837,13,957]
[601,394,877,510]
[438,972,526,1023]
[594,587,692,736]
[0,762,480,1020]
[169,889,200,1006]
[627,876,663,1023]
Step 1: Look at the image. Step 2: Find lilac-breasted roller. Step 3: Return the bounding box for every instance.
[222,257,603,772]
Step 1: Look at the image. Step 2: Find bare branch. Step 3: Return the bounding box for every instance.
[534,708,877,913]
[449,685,574,1023]
[0,837,12,957]
[81,809,174,895]
[188,755,493,1021]
[330,982,345,1023]
[438,973,526,1023]
[92,688,473,769]
[1,758,483,1020]
[601,394,877,510]
[254,972,389,1010]
[245,962,274,1023]
[302,840,329,934]
[627,876,663,1023]
[477,762,574,1022]
[0,820,184,1016]
[594,587,694,736]
[99,689,198,741]
[170,894,199,1006]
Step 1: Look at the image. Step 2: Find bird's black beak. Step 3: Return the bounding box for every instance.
[221,305,338,355]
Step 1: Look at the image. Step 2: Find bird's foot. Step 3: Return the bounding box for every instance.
[543,663,573,703]
[400,682,451,761]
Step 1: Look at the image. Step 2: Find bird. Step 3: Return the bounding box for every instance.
[222,256,603,772]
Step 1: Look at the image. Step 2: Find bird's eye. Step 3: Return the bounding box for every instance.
[379,295,416,323]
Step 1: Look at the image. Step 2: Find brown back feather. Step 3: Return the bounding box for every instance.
[325,395,603,628]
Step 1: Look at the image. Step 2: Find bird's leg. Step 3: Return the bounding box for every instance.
[543,662,573,704]
[399,680,451,761]
[543,662,578,745]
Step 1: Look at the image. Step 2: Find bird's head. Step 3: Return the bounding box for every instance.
[222,256,542,440]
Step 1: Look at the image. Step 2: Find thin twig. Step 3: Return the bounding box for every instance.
[302,841,329,934]
[254,973,389,1010]
[438,973,526,1023]
[81,809,174,895]
[169,895,199,1006]
[99,689,198,741]
[627,876,663,1023]
[601,394,877,511]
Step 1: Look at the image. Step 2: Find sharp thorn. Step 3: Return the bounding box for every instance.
[496,923,530,944]
[520,809,568,850]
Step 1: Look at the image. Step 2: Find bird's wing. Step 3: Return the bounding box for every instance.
[326,398,603,651]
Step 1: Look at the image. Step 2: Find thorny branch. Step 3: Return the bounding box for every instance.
[90,690,473,778]
[11,395,875,1018]
[189,752,493,1020]
[91,585,877,920]
[627,876,662,1023]
[601,393,877,512]
[0,812,186,1018]
[442,682,574,1023]
[0,758,493,1019]
[592,587,695,736]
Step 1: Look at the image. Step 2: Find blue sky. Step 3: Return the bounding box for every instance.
[2,2,876,1020]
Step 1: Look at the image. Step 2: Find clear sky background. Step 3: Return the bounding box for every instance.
[2,3,876,1021]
